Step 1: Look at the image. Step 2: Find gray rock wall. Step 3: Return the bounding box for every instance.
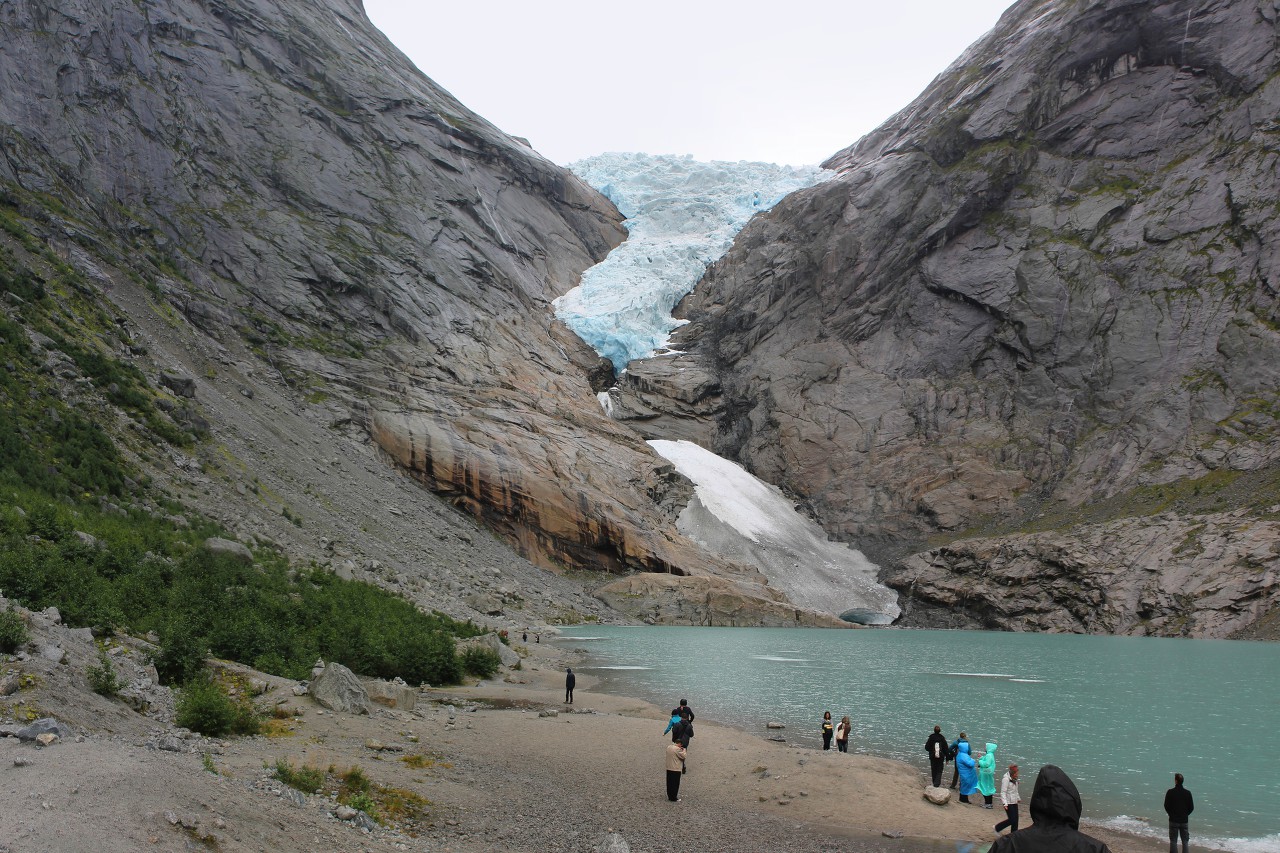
[611,0,1280,635]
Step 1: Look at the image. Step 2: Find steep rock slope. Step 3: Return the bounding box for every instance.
[0,0,757,600]
[614,0,1280,636]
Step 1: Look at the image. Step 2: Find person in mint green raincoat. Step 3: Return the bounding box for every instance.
[977,742,998,808]
[956,740,978,802]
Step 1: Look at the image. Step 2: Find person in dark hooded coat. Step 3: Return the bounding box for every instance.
[988,765,1112,853]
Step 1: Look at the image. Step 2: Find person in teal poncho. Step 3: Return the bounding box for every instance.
[976,742,997,808]
[955,740,978,803]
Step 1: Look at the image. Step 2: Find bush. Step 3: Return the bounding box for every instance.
[175,676,236,736]
[153,620,208,686]
[175,674,260,737]
[0,606,29,653]
[274,758,325,794]
[87,644,124,697]
[460,645,501,679]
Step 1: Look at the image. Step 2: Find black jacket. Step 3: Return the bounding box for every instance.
[926,732,949,762]
[1164,784,1194,823]
[989,765,1112,853]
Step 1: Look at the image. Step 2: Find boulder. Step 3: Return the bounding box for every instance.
[309,663,370,715]
[16,717,73,742]
[924,786,952,805]
[159,371,196,398]
[364,678,416,710]
[457,633,520,668]
[203,537,253,564]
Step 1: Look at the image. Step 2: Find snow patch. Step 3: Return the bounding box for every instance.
[648,439,899,623]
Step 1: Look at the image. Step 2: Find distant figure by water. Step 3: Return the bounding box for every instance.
[977,743,997,808]
[990,765,1112,853]
[956,741,977,803]
[949,731,967,789]
[821,711,834,750]
[836,715,851,753]
[565,667,575,704]
[926,725,949,787]
[1164,772,1194,853]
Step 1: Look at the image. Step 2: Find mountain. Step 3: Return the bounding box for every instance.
[609,0,1280,638]
[1,0,828,628]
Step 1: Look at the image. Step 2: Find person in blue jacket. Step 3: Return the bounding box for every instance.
[956,740,978,803]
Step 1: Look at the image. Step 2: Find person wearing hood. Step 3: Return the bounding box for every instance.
[948,731,968,789]
[989,764,1113,853]
[956,740,978,803]
[976,743,997,808]
[565,668,575,703]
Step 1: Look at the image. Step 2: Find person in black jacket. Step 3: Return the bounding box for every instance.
[565,668,575,704]
[988,765,1112,853]
[925,725,949,788]
[1163,773,1194,853]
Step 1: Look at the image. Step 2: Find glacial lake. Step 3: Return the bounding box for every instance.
[556,626,1279,852]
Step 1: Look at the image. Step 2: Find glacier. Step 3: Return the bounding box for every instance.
[649,440,900,624]
[555,153,830,373]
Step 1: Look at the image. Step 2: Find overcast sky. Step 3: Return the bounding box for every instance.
[363,1,1016,167]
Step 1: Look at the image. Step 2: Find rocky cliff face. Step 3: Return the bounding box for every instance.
[0,0,819,625]
[611,0,1280,636]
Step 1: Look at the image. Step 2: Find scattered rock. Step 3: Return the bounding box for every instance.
[364,677,416,710]
[924,786,952,805]
[334,804,358,821]
[202,537,253,564]
[309,662,371,715]
[16,718,72,742]
[766,721,785,729]
[35,732,59,747]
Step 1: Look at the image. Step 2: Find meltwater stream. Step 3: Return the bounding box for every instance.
[558,625,1280,852]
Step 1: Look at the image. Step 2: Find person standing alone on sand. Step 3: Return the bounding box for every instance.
[926,725,949,787]
[665,740,687,801]
[565,667,575,704]
[994,764,1020,834]
[836,715,851,753]
[821,711,834,750]
[1164,773,1194,853]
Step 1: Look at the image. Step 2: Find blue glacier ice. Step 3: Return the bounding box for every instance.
[556,153,830,373]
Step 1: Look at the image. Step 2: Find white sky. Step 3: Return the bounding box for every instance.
[363,1,1016,167]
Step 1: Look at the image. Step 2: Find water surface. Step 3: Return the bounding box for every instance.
[559,626,1279,852]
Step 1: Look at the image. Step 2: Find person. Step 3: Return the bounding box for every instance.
[836,715,851,753]
[821,711,834,750]
[677,706,693,750]
[994,764,1020,834]
[522,631,527,643]
[925,725,949,787]
[948,731,968,788]
[665,740,687,801]
[1164,772,1194,853]
[989,765,1112,852]
[956,740,978,803]
[662,710,684,738]
[976,743,997,808]
[564,667,575,704]
[676,698,695,723]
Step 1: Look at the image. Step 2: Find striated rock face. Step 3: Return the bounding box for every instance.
[0,0,737,582]
[887,508,1280,639]
[593,573,849,628]
[612,0,1280,634]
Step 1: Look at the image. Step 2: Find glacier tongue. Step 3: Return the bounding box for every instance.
[649,440,900,625]
[556,153,830,373]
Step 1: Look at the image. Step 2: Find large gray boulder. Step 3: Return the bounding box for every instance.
[363,678,416,710]
[309,663,370,715]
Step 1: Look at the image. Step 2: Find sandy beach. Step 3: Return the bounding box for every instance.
[0,632,1165,853]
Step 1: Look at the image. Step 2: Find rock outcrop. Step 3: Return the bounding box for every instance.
[609,0,1280,635]
[0,0,757,594]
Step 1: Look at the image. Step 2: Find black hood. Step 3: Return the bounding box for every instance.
[1028,765,1083,829]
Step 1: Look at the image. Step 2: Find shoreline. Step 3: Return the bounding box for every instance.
[421,636,1164,853]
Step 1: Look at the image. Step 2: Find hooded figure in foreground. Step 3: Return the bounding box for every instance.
[988,765,1112,853]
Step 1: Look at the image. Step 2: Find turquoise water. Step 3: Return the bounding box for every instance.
[557,626,1280,852]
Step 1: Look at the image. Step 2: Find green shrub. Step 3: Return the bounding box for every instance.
[346,791,377,818]
[175,674,260,737]
[274,758,325,794]
[460,645,501,679]
[153,620,209,686]
[0,606,29,653]
[87,644,124,697]
[175,676,237,736]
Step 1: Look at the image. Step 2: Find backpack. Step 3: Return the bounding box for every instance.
[946,742,959,761]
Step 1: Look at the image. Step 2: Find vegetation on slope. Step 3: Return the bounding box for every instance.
[0,196,485,687]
